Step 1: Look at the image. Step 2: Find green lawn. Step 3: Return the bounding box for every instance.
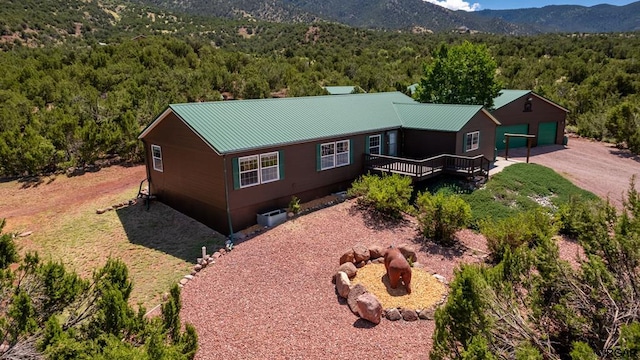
[462,163,599,226]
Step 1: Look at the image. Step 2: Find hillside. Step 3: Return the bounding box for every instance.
[476,2,640,33]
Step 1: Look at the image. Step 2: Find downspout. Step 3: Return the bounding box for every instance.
[142,139,152,210]
[222,155,234,238]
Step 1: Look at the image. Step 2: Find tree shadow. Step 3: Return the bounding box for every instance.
[18,176,56,189]
[115,201,226,263]
[412,235,466,261]
[608,148,640,163]
[348,203,411,231]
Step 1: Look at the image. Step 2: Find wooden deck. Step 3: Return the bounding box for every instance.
[364,153,490,182]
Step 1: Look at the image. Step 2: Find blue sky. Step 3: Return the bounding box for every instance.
[423,0,637,11]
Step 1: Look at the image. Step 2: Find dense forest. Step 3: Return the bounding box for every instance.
[0,2,639,176]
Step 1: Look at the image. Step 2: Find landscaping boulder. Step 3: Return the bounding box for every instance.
[213,251,222,259]
[371,257,385,264]
[353,244,370,263]
[194,264,203,272]
[335,272,351,298]
[339,249,355,265]
[337,262,357,279]
[385,308,402,321]
[368,245,384,259]
[355,261,366,268]
[401,308,419,321]
[397,244,417,262]
[347,284,367,314]
[434,274,446,283]
[419,308,435,320]
[356,293,383,325]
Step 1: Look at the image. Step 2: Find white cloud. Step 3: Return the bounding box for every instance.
[423,0,481,11]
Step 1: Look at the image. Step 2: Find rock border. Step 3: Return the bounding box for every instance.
[334,243,449,324]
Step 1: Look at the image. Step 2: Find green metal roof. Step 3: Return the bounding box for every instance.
[394,103,486,132]
[323,86,357,95]
[166,92,414,154]
[492,89,531,110]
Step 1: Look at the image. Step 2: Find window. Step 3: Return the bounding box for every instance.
[238,151,280,188]
[320,140,350,170]
[465,131,480,152]
[368,135,381,155]
[151,145,163,172]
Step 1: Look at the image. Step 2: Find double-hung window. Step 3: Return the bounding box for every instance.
[320,140,350,170]
[238,151,280,188]
[151,144,163,172]
[368,135,381,155]
[465,131,480,152]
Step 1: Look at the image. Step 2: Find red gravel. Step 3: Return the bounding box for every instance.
[505,136,640,210]
[180,201,481,360]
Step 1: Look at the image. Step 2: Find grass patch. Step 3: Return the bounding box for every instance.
[10,179,225,309]
[462,163,598,227]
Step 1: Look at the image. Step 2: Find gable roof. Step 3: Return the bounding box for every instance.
[323,86,359,95]
[492,89,569,112]
[394,103,499,132]
[139,92,502,155]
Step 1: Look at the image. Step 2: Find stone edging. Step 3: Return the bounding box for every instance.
[334,243,448,323]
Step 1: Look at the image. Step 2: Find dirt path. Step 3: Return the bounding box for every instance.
[505,136,640,209]
[0,165,146,233]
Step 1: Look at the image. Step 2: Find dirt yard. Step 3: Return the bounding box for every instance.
[504,136,640,209]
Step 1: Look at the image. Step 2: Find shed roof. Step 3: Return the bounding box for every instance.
[323,86,358,95]
[394,103,499,132]
[492,89,531,109]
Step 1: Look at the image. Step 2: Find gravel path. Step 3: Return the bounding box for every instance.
[505,136,640,209]
[180,201,481,360]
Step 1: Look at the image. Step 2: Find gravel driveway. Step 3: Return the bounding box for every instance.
[504,136,640,209]
[180,202,481,360]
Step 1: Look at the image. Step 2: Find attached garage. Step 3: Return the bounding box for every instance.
[537,122,558,146]
[495,124,528,150]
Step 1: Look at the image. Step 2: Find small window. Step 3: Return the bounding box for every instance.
[260,152,279,183]
[368,135,381,155]
[336,140,350,167]
[465,132,480,152]
[321,143,335,170]
[239,155,259,188]
[151,145,163,172]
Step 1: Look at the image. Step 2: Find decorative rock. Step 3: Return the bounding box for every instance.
[366,260,372,265]
[96,208,106,214]
[419,308,435,320]
[18,231,33,237]
[347,284,367,314]
[179,278,189,286]
[204,254,211,261]
[368,245,384,259]
[184,274,194,280]
[337,262,357,278]
[353,244,370,263]
[128,199,136,205]
[335,272,351,298]
[356,293,383,325]
[433,274,446,283]
[213,252,222,259]
[401,308,419,321]
[197,258,204,265]
[339,249,355,265]
[372,257,385,264]
[397,244,417,262]
[219,249,226,255]
[355,261,366,268]
[190,270,197,276]
[207,259,216,265]
[385,308,402,321]
[106,206,114,211]
[194,264,203,272]
[162,292,169,301]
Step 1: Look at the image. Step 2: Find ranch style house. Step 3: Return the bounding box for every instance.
[139,90,567,235]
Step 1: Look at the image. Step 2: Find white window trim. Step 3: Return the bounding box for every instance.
[466,131,480,152]
[369,135,381,155]
[239,155,259,188]
[259,152,280,184]
[238,151,280,188]
[320,140,350,170]
[151,144,163,172]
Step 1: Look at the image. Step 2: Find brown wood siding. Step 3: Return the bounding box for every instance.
[456,112,498,160]
[401,129,456,159]
[492,94,567,146]
[142,112,229,232]
[225,132,387,233]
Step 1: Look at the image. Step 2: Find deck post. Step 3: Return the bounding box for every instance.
[505,136,510,160]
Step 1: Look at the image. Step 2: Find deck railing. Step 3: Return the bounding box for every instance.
[364,153,490,181]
